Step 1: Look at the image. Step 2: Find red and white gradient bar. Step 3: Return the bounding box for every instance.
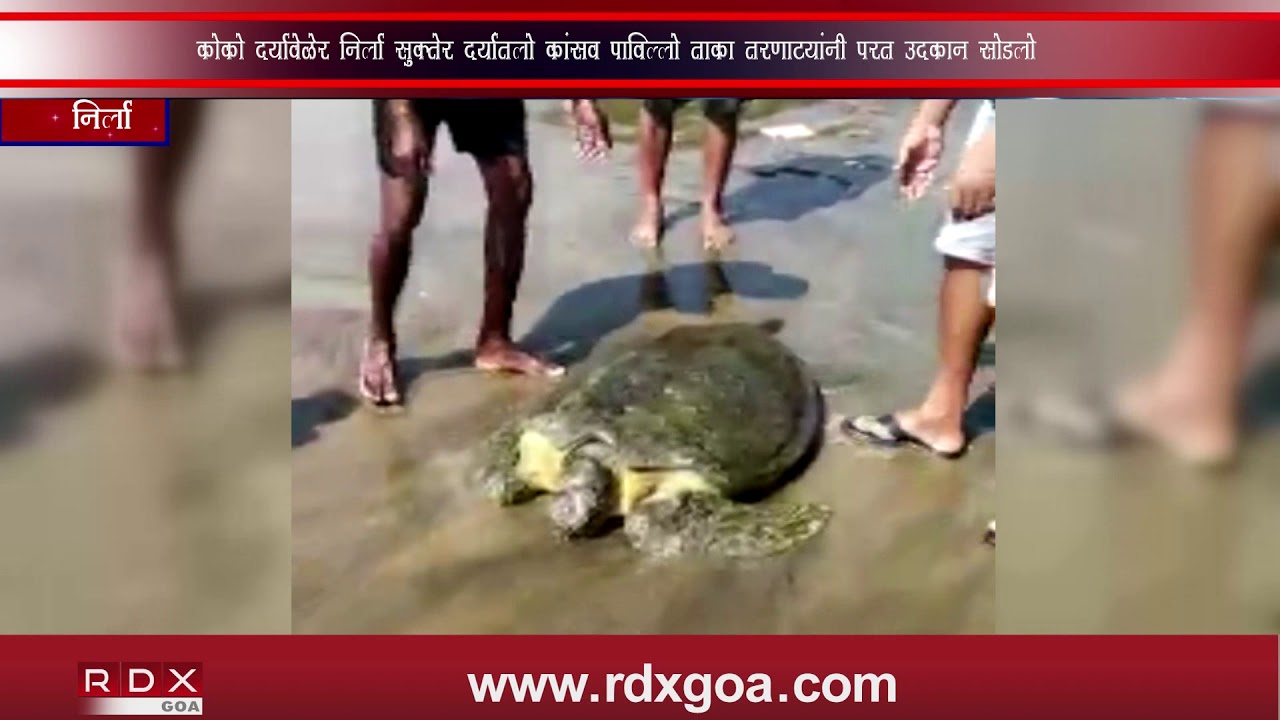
[0,23,130,80]
[82,697,203,716]
[5,1,1280,10]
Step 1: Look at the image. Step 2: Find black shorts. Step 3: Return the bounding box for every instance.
[642,98,746,123]
[373,99,527,175]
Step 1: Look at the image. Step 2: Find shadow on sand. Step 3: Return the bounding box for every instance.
[292,389,359,449]
[665,153,893,230]
[0,274,290,453]
[401,258,810,382]
[1241,356,1280,432]
[964,341,998,444]
[0,344,100,451]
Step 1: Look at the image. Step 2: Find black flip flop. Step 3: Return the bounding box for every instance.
[839,413,968,460]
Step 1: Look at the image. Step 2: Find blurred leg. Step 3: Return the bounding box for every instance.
[632,100,676,248]
[114,99,202,371]
[1118,107,1279,464]
[361,101,433,406]
[700,99,742,252]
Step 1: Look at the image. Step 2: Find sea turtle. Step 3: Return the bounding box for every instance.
[472,321,831,558]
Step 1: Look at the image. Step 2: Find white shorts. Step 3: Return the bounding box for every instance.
[933,99,995,307]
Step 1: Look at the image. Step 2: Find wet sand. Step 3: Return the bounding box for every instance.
[290,99,993,633]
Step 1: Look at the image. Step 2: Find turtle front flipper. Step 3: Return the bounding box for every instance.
[472,422,539,506]
[624,491,831,558]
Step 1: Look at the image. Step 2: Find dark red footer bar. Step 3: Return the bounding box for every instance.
[3,635,1277,719]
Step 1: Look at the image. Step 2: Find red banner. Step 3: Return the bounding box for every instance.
[0,99,169,144]
[4,635,1277,718]
[3,14,1280,96]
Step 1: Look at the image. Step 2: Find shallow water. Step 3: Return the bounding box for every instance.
[290,99,994,634]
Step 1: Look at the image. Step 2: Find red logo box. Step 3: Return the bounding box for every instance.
[121,663,165,697]
[78,662,202,697]
[77,663,118,697]
[164,663,203,697]
[0,99,169,145]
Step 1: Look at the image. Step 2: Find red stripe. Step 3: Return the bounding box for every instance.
[0,10,1277,20]
[5,78,1280,88]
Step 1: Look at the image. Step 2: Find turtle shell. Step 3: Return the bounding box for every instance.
[524,322,822,499]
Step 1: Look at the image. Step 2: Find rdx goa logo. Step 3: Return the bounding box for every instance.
[78,662,203,715]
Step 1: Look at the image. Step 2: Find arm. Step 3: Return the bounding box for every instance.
[949,125,995,220]
[897,100,960,199]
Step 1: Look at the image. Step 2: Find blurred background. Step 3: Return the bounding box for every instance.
[0,100,292,633]
[998,99,1280,633]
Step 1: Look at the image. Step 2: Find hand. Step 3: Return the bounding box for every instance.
[947,128,995,221]
[385,107,430,179]
[565,99,612,160]
[896,121,945,201]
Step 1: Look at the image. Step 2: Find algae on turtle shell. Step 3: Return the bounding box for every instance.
[472,321,831,558]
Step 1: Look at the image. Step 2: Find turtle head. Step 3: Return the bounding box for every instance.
[548,452,618,539]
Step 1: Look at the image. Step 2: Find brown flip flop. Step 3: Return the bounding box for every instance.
[358,340,402,410]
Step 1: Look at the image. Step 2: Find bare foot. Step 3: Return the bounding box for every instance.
[359,337,401,407]
[111,256,185,372]
[701,208,735,253]
[631,200,664,249]
[1113,379,1237,467]
[474,340,565,378]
